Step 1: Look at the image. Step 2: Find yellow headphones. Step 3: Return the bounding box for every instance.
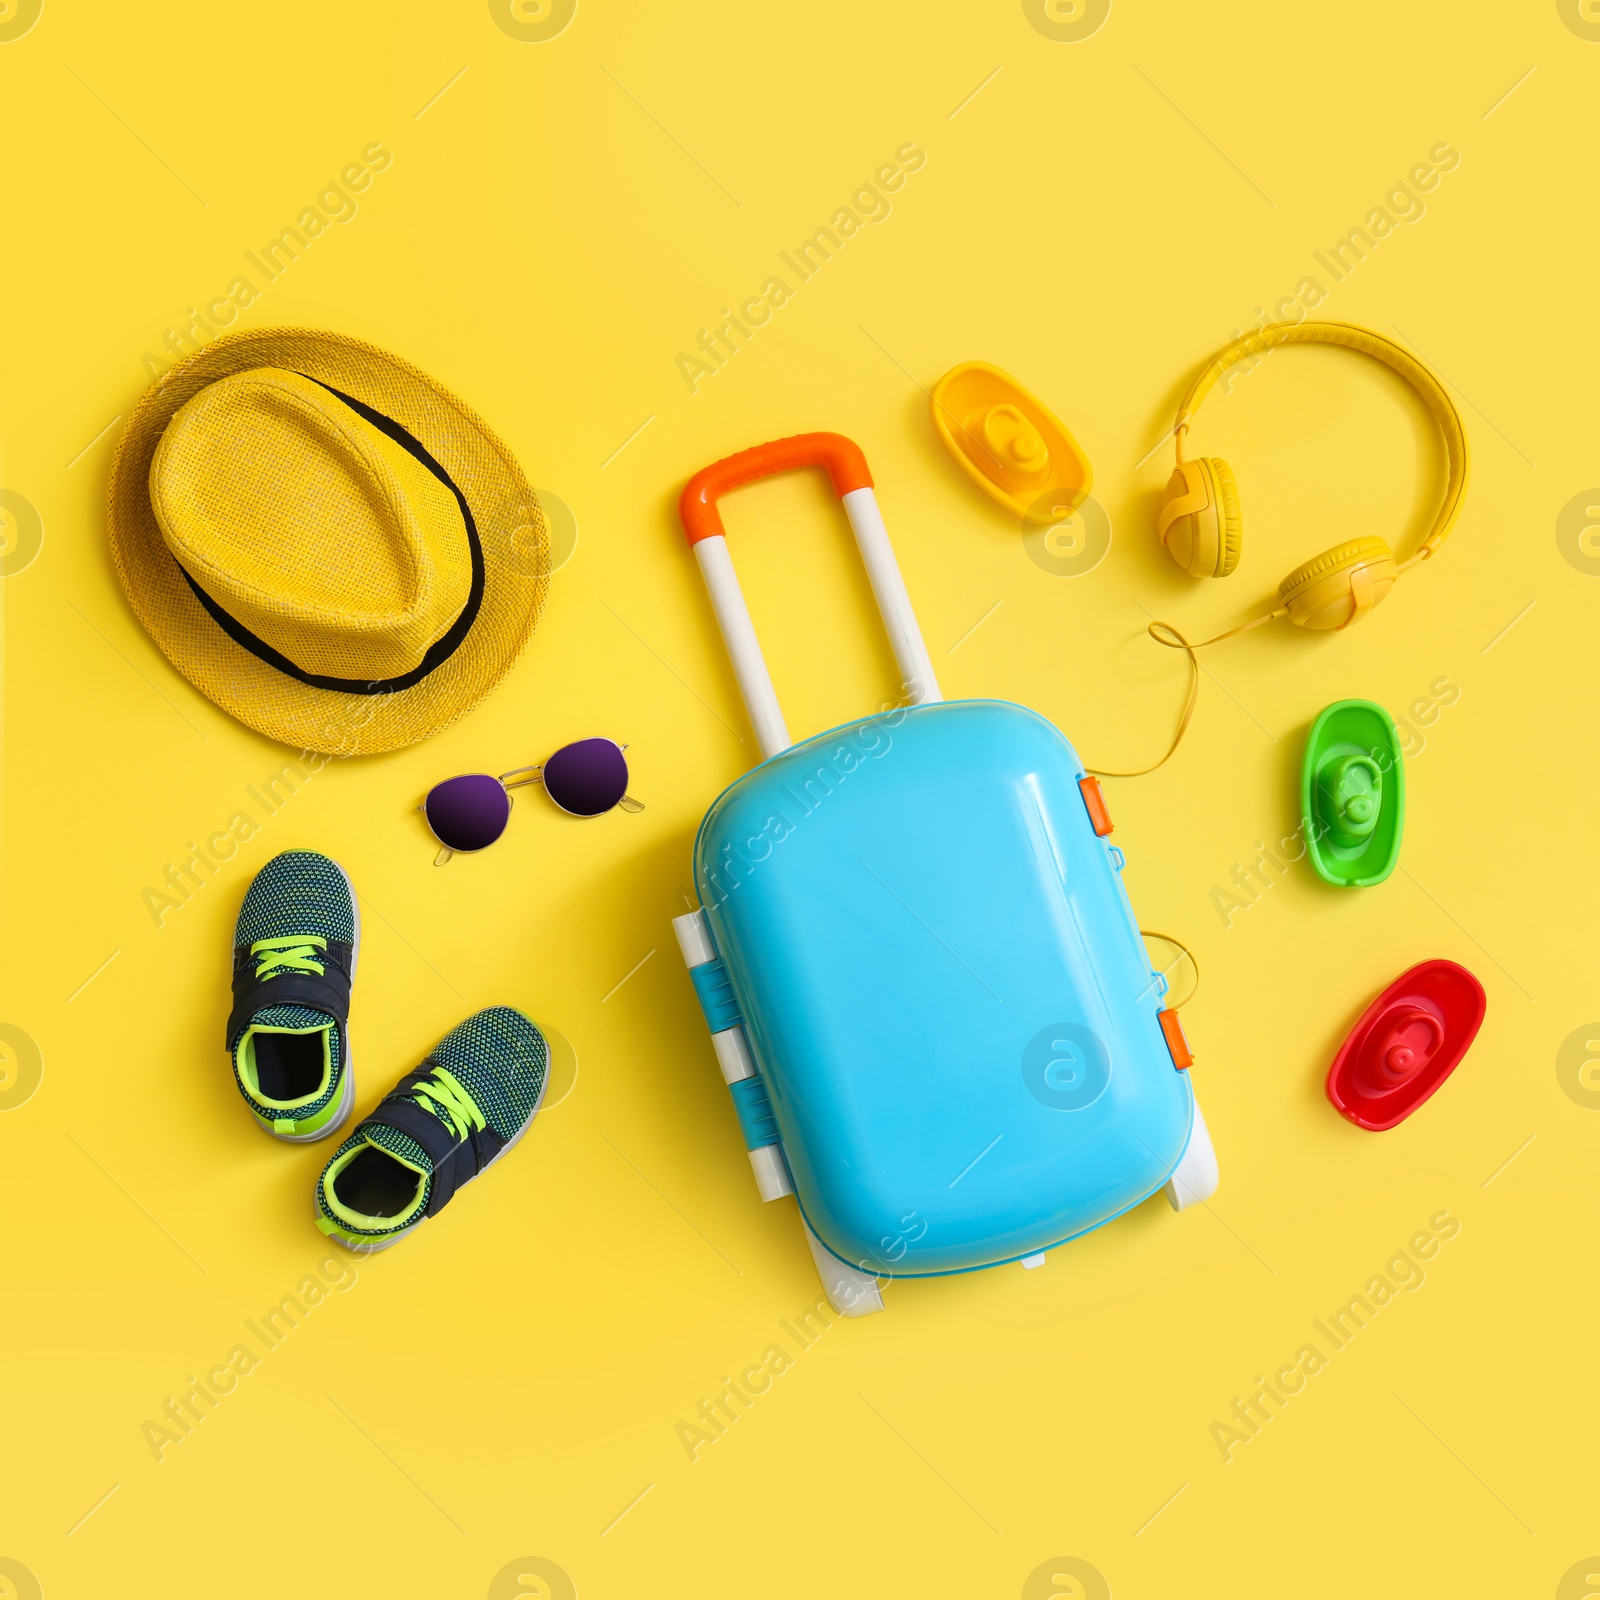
[1156,322,1469,635]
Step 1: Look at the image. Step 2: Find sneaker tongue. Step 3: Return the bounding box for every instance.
[235,1005,343,1113]
[252,1002,336,1035]
[358,1089,450,1206]
[329,1113,438,1236]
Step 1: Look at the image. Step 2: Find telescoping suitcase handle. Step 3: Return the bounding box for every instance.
[679,432,942,759]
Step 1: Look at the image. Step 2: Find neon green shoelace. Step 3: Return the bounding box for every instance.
[408,1064,487,1143]
[250,935,328,981]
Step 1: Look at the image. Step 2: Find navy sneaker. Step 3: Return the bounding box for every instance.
[227,851,358,1141]
[314,1006,548,1250]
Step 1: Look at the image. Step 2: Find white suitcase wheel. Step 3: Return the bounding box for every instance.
[801,1217,885,1317]
[1164,1096,1219,1211]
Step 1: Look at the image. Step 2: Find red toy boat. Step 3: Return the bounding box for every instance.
[1326,959,1485,1130]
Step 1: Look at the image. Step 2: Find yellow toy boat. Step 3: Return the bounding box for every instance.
[930,362,1092,525]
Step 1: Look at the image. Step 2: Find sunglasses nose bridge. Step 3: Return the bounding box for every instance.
[497,763,545,791]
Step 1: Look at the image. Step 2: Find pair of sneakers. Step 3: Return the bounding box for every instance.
[228,850,548,1251]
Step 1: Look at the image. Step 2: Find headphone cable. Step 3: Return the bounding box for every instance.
[1086,612,1274,778]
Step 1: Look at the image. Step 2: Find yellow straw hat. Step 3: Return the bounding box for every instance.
[108,328,549,755]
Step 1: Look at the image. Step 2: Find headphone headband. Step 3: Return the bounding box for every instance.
[1173,321,1470,562]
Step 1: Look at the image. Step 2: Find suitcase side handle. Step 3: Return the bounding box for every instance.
[679,432,942,759]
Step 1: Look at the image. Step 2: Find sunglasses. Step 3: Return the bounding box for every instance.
[422,738,643,863]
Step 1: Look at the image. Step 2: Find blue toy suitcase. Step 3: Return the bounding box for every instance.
[673,433,1218,1316]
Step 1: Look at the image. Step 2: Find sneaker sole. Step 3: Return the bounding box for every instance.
[250,857,362,1145]
[316,1018,551,1252]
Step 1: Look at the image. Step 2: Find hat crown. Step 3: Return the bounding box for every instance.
[149,367,473,681]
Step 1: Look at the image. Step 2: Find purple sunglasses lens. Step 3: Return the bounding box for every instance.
[425,773,512,852]
[542,738,629,817]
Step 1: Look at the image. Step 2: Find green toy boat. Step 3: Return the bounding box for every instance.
[1301,699,1405,887]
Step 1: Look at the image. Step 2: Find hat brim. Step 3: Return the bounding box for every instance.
[108,327,549,756]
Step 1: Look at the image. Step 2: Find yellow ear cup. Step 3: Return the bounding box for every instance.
[1210,457,1242,577]
[1278,536,1399,630]
[1156,461,1208,574]
[1157,457,1241,578]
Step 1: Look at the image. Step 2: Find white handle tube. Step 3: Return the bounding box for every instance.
[693,535,791,758]
[840,487,941,706]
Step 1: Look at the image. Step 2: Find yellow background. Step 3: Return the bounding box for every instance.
[3,2,1597,1595]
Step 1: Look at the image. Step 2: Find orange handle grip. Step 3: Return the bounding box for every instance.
[679,432,874,545]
